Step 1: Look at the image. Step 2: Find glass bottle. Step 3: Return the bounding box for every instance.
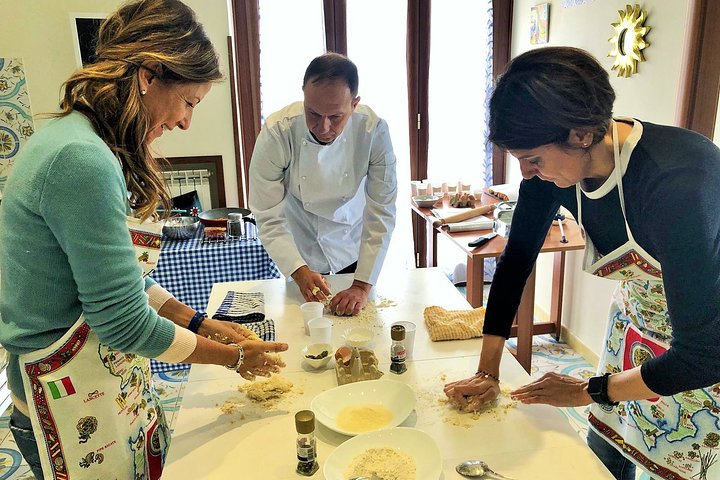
[295,410,319,476]
[226,212,244,239]
[390,325,407,374]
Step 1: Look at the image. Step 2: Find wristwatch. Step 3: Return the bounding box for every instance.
[587,373,619,406]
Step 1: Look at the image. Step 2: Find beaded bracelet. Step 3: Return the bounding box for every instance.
[188,311,206,333]
[224,343,245,372]
[475,369,499,382]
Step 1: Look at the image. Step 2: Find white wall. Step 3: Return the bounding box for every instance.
[0,0,240,206]
[507,0,691,360]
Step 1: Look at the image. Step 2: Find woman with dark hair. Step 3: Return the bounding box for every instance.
[0,1,287,478]
[444,46,720,480]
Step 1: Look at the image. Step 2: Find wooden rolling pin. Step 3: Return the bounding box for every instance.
[432,204,496,227]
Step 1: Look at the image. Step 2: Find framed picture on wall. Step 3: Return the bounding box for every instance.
[530,3,550,45]
[70,13,106,67]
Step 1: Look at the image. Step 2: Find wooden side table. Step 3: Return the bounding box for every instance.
[411,193,584,372]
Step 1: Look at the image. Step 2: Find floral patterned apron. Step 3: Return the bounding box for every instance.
[582,122,720,480]
[18,218,169,479]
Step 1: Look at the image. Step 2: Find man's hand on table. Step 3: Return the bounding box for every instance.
[510,372,591,407]
[329,280,370,316]
[291,265,331,302]
[236,339,288,381]
[443,374,501,412]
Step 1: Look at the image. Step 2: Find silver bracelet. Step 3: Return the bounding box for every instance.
[224,343,244,372]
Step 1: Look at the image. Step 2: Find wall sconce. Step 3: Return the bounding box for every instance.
[608,4,650,77]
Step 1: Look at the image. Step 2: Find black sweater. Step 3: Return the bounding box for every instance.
[483,121,720,396]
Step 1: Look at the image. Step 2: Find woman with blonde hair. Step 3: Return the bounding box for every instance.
[0,0,287,478]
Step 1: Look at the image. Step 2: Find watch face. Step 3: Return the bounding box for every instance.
[587,376,603,396]
[587,374,618,407]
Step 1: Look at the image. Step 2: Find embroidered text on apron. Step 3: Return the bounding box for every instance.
[580,121,720,480]
[18,217,169,479]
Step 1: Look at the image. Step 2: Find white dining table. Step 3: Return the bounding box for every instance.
[163,267,612,479]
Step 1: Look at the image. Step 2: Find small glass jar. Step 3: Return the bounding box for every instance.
[295,410,319,476]
[226,212,244,239]
[390,325,407,374]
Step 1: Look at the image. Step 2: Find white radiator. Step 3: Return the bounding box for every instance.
[164,169,212,211]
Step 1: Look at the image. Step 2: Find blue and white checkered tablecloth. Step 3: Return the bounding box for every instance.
[149,224,281,372]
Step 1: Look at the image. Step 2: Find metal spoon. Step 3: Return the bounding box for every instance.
[456,460,515,479]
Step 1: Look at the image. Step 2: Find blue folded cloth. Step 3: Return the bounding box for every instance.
[245,318,275,342]
[212,291,264,323]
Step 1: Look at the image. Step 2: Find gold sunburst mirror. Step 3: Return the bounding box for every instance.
[608,4,650,77]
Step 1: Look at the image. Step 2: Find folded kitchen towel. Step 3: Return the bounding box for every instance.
[244,318,275,342]
[423,305,485,341]
[212,291,265,323]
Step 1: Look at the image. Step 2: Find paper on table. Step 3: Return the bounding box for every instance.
[430,204,495,227]
[431,207,468,218]
[446,216,494,232]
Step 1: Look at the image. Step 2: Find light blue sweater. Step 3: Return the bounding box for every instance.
[0,112,175,403]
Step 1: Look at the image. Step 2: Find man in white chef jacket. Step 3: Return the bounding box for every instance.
[249,53,397,316]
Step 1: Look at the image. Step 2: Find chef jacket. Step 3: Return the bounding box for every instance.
[249,102,397,285]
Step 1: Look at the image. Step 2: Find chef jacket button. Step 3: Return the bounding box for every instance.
[342,197,347,201]
[302,176,307,180]
[302,140,307,145]
[343,172,349,177]
[304,202,309,207]
[344,229,348,233]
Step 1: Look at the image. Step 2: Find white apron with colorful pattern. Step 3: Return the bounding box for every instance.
[581,121,720,480]
[17,217,169,479]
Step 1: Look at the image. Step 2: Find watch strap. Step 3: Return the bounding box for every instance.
[188,310,206,333]
[588,373,618,406]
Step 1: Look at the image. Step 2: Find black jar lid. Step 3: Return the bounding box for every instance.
[391,324,406,341]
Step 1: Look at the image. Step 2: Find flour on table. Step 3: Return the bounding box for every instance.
[220,375,297,416]
[331,295,397,327]
[415,378,517,428]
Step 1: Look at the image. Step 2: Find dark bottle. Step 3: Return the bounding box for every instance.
[390,325,407,374]
[295,410,319,476]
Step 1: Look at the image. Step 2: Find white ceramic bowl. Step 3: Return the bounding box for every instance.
[301,343,333,369]
[311,380,416,436]
[323,427,442,480]
[412,194,441,208]
[342,326,374,349]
